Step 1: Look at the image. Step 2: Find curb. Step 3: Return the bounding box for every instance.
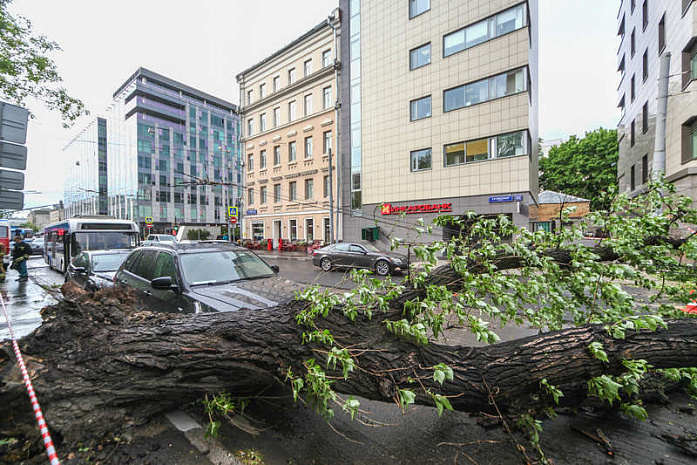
[165,410,242,465]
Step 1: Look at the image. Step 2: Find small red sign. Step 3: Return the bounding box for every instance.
[146,224,153,228]
[230,217,238,224]
[381,202,453,215]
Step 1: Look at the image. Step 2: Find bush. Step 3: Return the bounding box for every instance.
[187,229,211,240]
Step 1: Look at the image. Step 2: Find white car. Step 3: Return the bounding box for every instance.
[141,234,177,247]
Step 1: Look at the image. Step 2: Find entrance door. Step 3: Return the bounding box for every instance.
[273,220,282,249]
[323,217,330,243]
[306,218,314,242]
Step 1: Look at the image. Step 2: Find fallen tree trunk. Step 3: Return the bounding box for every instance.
[1,284,696,445]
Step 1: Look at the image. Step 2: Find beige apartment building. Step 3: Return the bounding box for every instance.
[339,0,539,244]
[236,15,340,247]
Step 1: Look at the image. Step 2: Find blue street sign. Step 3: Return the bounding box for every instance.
[245,209,257,215]
[489,195,514,203]
[228,206,238,217]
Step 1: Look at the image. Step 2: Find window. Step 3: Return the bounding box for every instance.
[631,28,636,57]
[288,68,296,85]
[260,186,267,204]
[289,181,297,201]
[274,107,281,127]
[409,0,429,18]
[444,68,527,112]
[274,146,281,165]
[289,101,296,122]
[642,1,648,30]
[642,50,648,81]
[247,89,253,105]
[618,55,626,75]
[443,4,526,57]
[305,178,314,200]
[631,120,636,146]
[444,142,465,166]
[322,49,331,67]
[630,165,636,191]
[260,83,266,99]
[289,219,297,241]
[410,148,432,171]
[692,48,697,81]
[410,95,432,121]
[289,141,297,162]
[642,102,649,133]
[323,175,330,198]
[304,59,312,77]
[247,153,254,171]
[260,113,267,132]
[323,131,332,154]
[466,138,489,162]
[273,184,281,203]
[247,118,253,136]
[496,132,526,157]
[658,14,665,52]
[305,136,313,158]
[304,94,313,116]
[630,74,636,101]
[642,154,649,184]
[273,76,280,92]
[323,86,332,109]
[682,119,697,164]
[248,188,254,206]
[260,150,267,169]
[682,43,697,88]
[410,43,431,70]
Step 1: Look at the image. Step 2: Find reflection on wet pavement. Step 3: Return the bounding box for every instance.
[0,257,61,341]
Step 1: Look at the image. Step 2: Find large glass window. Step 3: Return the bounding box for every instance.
[409,0,430,18]
[410,43,431,70]
[496,132,526,158]
[466,139,489,162]
[410,148,432,171]
[444,142,465,166]
[410,96,432,121]
[444,4,527,58]
[444,68,527,112]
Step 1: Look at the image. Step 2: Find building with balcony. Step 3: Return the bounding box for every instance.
[338,0,539,245]
[64,68,241,235]
[616,0,697,203]
[236,13,340,247]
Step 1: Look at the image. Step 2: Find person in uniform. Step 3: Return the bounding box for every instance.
[10,235,31,282]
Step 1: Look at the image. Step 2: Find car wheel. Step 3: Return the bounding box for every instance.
[375,260,390,276]
[320,257,333,272]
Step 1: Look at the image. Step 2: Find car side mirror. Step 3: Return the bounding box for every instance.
[151,276,179,291]
[270,265,280,273]
[72,266,87,274]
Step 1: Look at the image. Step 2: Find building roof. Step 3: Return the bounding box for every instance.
[537,190,589,204]
[113,67,237,112]
[235,17,335,82]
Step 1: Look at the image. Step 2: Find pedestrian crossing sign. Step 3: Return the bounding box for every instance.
[228,206,238,217]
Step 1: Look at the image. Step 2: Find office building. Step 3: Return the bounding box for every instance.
[338,0,539,243]
[64,68,241,234]
[236,13,340,247]
[616,0,697,201]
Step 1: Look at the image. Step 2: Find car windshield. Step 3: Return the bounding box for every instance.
[180,250,274,285]
[362,243,381,253]
[74,232,139,251]
[156,235,176,242]
[91,253,129,272]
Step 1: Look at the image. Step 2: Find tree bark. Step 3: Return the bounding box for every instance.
[1,284,696,445]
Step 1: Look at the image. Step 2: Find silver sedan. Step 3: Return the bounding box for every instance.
[311,242,408,276]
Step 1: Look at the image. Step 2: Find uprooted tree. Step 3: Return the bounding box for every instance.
[1,182,697,460]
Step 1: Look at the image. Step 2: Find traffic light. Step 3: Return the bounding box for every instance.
[0,102,29,211]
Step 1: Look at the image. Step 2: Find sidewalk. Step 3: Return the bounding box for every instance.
[253,248,313,261]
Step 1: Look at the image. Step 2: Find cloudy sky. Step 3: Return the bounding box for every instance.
[7,0,621,210]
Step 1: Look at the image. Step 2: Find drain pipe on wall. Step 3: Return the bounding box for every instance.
[652,52,671,181]
[327,11,340,243]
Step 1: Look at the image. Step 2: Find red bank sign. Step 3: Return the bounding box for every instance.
[381,203,453,215]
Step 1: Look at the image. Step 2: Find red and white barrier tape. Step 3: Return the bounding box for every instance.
[0,293,60,465]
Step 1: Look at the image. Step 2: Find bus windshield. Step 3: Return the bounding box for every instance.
[73,232,138,252]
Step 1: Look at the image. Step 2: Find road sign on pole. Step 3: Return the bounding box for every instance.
[0,102,29,145]
[0,189,24,210]
[228,206,238,217]
[0,141,27,170]
[0,169,24,191]
[145,217,153,224]
[230,216,238,224]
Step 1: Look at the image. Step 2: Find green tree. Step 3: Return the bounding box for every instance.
[540,128,618,211]
[0,0,86,124]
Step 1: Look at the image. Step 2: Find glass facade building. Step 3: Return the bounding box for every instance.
[64,68,241,234]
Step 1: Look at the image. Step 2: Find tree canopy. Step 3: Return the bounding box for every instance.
[540,128,619,210]
[0,0,85,124]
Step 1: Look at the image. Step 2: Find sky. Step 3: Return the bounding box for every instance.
[6,0,621,210]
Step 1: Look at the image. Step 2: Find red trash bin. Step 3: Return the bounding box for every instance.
[267,238,273,251]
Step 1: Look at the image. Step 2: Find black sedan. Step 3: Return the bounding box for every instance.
[311,242,408,276]
[113,242,301,313]
[66,250,132,291]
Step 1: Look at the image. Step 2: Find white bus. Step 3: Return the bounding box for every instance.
[43,217,140,273]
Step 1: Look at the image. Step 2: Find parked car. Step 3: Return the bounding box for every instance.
[311,242,408,276]
[142,234,177,247]
[28,238,44,255]
[66,250,132,291]
[113,242,299,313]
